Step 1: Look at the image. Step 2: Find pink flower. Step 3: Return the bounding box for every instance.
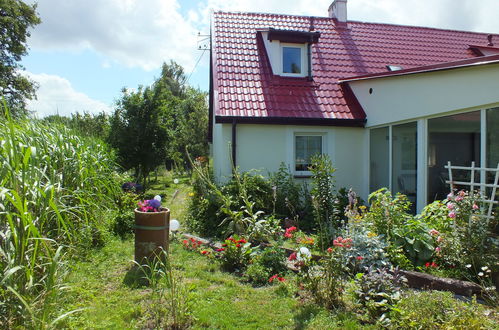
[288,252,297,261]
[446,203,454,210]
[447,193,454,200]
[356,256,364,261]
[437,236,443,243]
[327,247,333,253]
[448,211,456,219]
[435,247,441,252]
[284,226,297,239]
[429,229,440,236]
[458,190,466,197]
[472,203,479,210]
[455,196,463,202]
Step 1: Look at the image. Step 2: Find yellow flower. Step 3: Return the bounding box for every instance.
[367,232,377,238]
[188,192,195,197]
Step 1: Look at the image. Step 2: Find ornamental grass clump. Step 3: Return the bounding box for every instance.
[0,104,120,327]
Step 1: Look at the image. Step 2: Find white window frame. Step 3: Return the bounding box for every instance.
[294,133,324,175]
[280,43,307,77]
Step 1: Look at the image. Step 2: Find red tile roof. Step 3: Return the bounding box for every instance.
[211,11,497,125]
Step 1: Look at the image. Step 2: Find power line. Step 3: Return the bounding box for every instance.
[186,48,207,84]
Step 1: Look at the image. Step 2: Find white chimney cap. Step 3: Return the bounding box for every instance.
[328,0,347,23]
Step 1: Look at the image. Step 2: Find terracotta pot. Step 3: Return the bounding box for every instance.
[134,208,170,263]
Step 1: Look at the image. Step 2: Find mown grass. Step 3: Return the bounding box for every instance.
[58,180,366,329]
[62,238,368,329]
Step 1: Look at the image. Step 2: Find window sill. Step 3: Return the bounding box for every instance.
[294,174,312,179]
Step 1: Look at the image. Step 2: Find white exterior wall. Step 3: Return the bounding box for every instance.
[350,63,499,127]
[213,123,367,198]
[349,63,499,212]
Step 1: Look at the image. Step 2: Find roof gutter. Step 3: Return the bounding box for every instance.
[216,116,366,127]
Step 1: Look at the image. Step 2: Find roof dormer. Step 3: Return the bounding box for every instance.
[260,28,320,79]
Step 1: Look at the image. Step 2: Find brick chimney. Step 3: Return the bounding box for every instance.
[328,0,347,23]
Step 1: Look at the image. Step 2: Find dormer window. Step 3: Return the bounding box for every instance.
[260,28,320,78]
[282,45,304,75]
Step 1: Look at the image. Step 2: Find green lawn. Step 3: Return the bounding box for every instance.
[61,238,370,329]
[57,176,365,329]
[54,174,495,329]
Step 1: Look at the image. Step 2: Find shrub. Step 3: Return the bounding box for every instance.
[269,163,311,223]
[363,189,434,267]
[245,263,271,286]
[337,225,391,273]
[253,245,288,276]
[216,235,253,273]
[309,154,341,251]
[390,290,497,329]
[354,268,406,325]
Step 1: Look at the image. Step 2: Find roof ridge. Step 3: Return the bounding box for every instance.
[213,10,498,36]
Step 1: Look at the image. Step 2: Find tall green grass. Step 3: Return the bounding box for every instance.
[0,104,121,327]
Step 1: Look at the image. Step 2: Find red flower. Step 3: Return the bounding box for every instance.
[216,248,225,252]
[425,262,431,267]
[269,274,278,283]
[236,244,241,248]
[200,250,209,255]
[237,239,247,244]
[431,262,437,268]
[222,243,227,247]
[284,226,297,238]
[182,239,188,245]
[278,277,286,282]
[327,247,333,253]
[288,252,297,261]
[356,256,364,261]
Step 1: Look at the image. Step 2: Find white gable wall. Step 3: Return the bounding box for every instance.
[349,63,499,128]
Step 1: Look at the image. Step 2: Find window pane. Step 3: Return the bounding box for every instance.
[487,108,499,203]
[295,136,322,171]
[283,47,301,74]
[427,111,480,202]
[370,127,389,192]
[392,122,417,211]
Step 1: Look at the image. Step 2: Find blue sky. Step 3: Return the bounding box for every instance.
[22,0,499,117]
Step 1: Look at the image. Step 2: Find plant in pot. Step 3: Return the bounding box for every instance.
[134,195,170,264]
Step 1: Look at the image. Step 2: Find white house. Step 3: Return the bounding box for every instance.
[209,0,499,212]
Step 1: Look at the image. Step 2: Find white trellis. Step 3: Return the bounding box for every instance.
[445,161,499,220]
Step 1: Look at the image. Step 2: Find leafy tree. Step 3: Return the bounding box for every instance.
[108,61,209,184]
[172,87,209,169]
[109,86,171,185]
[0,0,41,116]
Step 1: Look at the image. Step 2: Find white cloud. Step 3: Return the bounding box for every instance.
[28,0,200,71]
[26,72,112,117]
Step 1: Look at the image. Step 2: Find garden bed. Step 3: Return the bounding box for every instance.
[181,233,488,298]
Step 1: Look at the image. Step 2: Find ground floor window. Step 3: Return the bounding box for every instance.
[369,107,499,211]
[427,111,481,201]
[393,122,417,209]
[295,135,322,172]
[369,127,389,191]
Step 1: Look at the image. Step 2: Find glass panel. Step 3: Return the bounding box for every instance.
[283,47,301,74]
[369,127,389,192]
[427,111,481,202]
[392,122,417,211]
[295,136,322,171]
[486,108,499,203]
